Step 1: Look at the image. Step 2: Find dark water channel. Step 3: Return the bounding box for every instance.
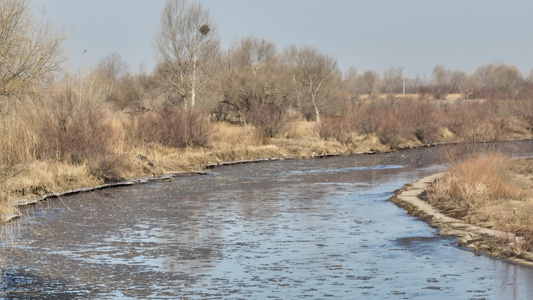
[3,142,533,299]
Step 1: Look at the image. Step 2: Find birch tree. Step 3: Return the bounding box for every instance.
[154,0,220,109]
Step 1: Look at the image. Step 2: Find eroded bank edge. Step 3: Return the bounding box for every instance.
[389,173,533,267]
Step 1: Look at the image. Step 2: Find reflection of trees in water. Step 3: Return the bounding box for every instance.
[144,192,222,275]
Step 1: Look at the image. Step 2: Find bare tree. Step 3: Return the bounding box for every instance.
[362,70,381,98]
[432,65,449,85]
[382,65,403,96]
[218,36,279,118]
[0,0,65,98]
[431,66,467,98]
[94,52,131,105]
[527,68,533,83]
[230,36,277,77]
[473,63,523,99]
[449,70,467,94]
[432,65,451,99]
[493,64,523,99]
[154,0,220,109]
[473,63,495,90]
[96,52,129,83]
[343,67,364,100]
[283,45,339,123]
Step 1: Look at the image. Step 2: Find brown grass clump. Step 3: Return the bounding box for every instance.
[316,115,352,144]
[210,122,259,148]
[427,153,533,252]
[284,121,318,140]
[0,108,37,167]
[4,161,100,198]
[428,153,530,217]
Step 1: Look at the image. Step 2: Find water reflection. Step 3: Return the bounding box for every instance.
[2,142,533,298]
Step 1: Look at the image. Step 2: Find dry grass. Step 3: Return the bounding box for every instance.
[428,153,530,214]
[427,153,533,252]
[284,121,318,140]
[0,101,37,167]
[210,122,260,148]
[1,88,533,230]
[4,161,100,198]
[0,161,101,221]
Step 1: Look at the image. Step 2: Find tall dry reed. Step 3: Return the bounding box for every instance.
[428,153,530,216]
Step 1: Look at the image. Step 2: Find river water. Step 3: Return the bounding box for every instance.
[2,142,533,299]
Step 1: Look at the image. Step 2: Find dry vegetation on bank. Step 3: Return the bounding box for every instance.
[427,153,533,256]
[2,90,533,222]
[3,0,533,244]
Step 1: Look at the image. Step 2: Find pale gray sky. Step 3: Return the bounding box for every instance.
[32,0,533,77]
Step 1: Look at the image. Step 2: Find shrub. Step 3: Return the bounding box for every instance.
[377,114,410,148]
[35,89,129,181]
[135,108,211,148]
[243,102,287,141]
[398,98,441,143]
[351,100,386,135]
[349,98,427,148]
[316,115,351,143]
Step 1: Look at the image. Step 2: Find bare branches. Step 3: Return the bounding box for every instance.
[154,0,220,108]
[220,36,280,114]
[283,45,339,122]
[96,52,129,83]
[0,0,65,98]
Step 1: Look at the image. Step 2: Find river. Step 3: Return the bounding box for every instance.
[2,142,533,299]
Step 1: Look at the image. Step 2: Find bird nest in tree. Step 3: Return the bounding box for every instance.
[199,25,210,35]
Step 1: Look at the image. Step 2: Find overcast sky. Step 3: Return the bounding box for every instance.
[31,0,533,78]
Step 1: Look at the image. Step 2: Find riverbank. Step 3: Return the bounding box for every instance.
[2,114,458,224]
[3,93,533,227]
[390,170,533,267]
[0,120,385,222]
[3,121,531,227]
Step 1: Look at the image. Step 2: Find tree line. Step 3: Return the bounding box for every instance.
[2,0,533,184]
[2,0,533,122]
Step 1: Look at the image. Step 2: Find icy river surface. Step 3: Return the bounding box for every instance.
[3,142,533,299]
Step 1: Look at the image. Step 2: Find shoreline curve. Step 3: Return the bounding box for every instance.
[389,173,533,268]
[1,153,347,223]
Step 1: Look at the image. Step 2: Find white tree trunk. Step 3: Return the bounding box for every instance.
[312,94,320,123]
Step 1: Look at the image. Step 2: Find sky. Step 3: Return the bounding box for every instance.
[30,0,533,78]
